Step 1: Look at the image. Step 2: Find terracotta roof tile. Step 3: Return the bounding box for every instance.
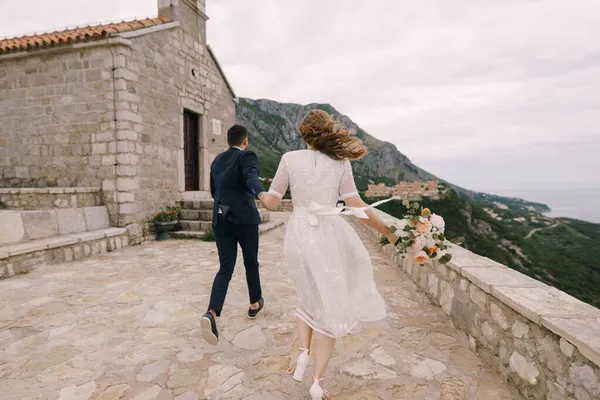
[0,17,169,54]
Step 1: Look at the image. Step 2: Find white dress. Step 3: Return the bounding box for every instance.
[268,150,387,338]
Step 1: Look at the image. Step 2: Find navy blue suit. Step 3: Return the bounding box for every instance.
[208,147,266,316]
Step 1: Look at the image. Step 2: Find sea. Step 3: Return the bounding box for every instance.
[492,188,600,224]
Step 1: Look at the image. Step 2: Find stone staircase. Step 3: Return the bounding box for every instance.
[173,200,283,239]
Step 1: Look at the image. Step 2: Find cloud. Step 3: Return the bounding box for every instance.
[207,0,600,190]
[1,0,598,190]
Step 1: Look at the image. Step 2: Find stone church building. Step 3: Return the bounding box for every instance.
[0,0,236,227]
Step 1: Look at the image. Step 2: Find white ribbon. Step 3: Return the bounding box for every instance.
[307,197,402,226]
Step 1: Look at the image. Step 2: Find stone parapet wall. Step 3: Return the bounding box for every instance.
[0,187,102,209]
[256,199,293,212]
[351,210,600,400]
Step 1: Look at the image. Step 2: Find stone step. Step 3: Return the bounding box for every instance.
[261,211,271,223]
[177,210,271,224]
[178,220,213,232]
[179,209,213,221]
[181,200,214,210]
[171,231,207,240]
[258,220,284,234]
[172,220,283,240]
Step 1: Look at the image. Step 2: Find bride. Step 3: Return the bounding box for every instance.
[258,109,399,399]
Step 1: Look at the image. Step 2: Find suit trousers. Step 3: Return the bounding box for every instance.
[207,214,262,316]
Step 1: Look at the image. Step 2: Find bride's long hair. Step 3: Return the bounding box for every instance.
[299,109,368,161]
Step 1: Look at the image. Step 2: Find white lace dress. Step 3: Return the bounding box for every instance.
[267,150,387,338]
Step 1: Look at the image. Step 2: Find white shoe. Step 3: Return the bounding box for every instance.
[309,377,330,400]
[287,347,310,382]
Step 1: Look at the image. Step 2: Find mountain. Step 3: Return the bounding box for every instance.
[237,97,600,308]
[236,98,546,212]
[237,98,434,190]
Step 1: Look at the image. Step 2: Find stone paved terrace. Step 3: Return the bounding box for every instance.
[0,214,523,400]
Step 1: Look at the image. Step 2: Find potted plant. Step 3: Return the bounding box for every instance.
[153,205,180,241]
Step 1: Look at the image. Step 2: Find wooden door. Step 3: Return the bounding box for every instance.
[183,110,200,191]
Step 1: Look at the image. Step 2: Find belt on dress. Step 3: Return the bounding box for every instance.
[306,197,401,226]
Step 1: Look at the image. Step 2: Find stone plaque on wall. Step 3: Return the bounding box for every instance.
[212,119,222,136]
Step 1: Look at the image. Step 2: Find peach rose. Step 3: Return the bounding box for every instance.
[416,220,432,234]
[414,250,430,265]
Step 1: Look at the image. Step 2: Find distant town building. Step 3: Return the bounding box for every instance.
[365,180,441,200]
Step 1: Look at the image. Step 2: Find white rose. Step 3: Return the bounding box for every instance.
[398,219,410,227]
[425,238,437,249]
[430,214,445,233]
[408,235,427,253]
[414,250,430,265]
[399,229,410,238]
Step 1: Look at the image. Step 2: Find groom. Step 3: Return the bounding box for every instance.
[201,124,266,345]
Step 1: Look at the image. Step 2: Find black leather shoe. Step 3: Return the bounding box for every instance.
[248,297,264,318]
[201,312,219,345]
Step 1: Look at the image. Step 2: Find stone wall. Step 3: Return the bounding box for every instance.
[124,21,235,231]
[352,210,600,400]
[0,45,116,189]
[0,187,102,209]
[0,39,132,226]
[0,7,235,230]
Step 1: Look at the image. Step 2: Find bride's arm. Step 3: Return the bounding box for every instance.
[345,196,398,244]
[339,160,397,243]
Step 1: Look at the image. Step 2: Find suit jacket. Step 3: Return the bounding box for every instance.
[210,147,265,227]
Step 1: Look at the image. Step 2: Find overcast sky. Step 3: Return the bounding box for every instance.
[1,0,599,192]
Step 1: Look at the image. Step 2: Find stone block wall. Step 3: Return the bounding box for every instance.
[351,210,600,400]
[0,46,115,188]
[0,40,133,226]
[124,24,235,230]
[0,2,235,231]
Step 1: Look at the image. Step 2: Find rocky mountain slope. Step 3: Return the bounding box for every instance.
[237,98,434,188]
[237,97,553,213]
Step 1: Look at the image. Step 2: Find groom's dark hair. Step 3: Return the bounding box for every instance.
[227,124,248,146]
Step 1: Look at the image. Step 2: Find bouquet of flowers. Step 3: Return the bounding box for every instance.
[153,206,180,222]
[380,200,453,265]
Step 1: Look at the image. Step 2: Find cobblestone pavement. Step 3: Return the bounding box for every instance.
[0,214,522,400]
